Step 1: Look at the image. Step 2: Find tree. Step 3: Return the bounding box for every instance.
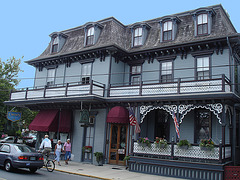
[0,57,22,134]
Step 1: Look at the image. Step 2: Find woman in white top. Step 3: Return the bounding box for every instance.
[54,140,62,166]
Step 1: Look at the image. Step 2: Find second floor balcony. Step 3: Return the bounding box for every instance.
[9,74,232,102]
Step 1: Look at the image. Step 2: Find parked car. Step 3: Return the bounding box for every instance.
[0,136,15,143]
[22,136,36,147]
[0,143,44,173]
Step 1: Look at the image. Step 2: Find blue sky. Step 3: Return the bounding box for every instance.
[0,0,239,88]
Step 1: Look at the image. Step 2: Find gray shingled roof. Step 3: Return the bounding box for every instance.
[27,4,237,63]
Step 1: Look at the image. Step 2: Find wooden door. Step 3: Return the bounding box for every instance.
[109,124,128,165]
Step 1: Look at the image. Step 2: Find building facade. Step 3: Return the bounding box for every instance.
[5,4,240,180]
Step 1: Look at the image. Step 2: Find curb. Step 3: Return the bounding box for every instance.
[54,168,112,180]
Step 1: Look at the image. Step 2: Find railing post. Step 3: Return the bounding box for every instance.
[43,85,47,98]
[107,84,110,97]
[177,78,181,94]
[139,81,142,96]
[171,138,174,159]
[25,88,28,99]
[222,74,225,92]
[219,140,223,163]
[65,83,69,97]
[89,80,93,95]
[9,89,12,100]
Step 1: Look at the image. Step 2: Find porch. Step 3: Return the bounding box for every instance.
[129,142,232,180]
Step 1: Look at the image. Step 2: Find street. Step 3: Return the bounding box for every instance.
[0,167,98,180]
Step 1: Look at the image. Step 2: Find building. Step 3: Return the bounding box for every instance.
[5,4,240,180]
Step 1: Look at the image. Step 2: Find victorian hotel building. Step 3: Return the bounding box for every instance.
[5,4,240,180]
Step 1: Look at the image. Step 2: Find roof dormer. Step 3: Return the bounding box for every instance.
[49,32,68,54]
[159,16,181,42]
[130,23,151,47]
[84,22,103,47]
[192,8,216,36]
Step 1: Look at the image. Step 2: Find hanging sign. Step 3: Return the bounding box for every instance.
[79,109,89,123]
[7,112,21,122]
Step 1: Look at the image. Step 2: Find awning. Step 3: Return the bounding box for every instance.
[29,109,59,132]
[29,109,72,132]
[59,110,72,132]
[107,106,129,124]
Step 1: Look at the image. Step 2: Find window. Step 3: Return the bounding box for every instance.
[197,14,208,35]
[47,68,55,86]
[86,27,94,46]
[82,63,92,84]
[52,37,58,53]
[133,27,143,46]
[131,65,141,85]
[163,21,172,41]
[197,57,209,80]
[161,61,173,83]
[195,110,211,143]
[0,145,10,153]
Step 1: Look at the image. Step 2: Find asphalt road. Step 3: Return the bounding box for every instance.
[0,167,98,180]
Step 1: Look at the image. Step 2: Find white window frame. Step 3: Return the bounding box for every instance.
[130,65,141,85]
[133,27,143,46]
[197,13,208,35]
[86,27,94,46]
[163,21,173,41]
[197,57,210,80]
[81,63,92,84]
[47,68,56,86]
[161,61,173,83]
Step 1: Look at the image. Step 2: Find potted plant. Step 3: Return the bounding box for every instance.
[94,152,103,166]
[123,155,130,169]
[154,137,168,148]
[199,139,215,151]
[137,137,151,147]
[82,146,92,153]
[177,139,191,149]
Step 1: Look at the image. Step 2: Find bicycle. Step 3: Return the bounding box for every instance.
[38,150,55,172]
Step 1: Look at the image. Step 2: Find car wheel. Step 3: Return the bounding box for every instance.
[4,160,13,172]
[29,168,38,173]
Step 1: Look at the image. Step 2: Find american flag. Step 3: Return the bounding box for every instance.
[173,112,180,139]
[128,106,141,134]
[129,107,137,126]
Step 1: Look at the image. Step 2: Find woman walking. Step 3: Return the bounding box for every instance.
[64,139,71,165]
[54,140,62,166]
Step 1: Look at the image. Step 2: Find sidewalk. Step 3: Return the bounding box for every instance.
[54,160,187,180]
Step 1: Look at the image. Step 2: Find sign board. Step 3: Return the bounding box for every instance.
[7,112,21,122]
[79,109,90,123]
[118,149,125,154]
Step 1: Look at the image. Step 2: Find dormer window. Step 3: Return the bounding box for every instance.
[197,14,208,35]
[160,17,180,42]
[131,23,151,47]
[163,21,173,41]
[84,23,103,47]
[86,26,94,46]
[49,32,67,54]
[134,27,143,46]
[52,37,58,53]
[192,8,215,36]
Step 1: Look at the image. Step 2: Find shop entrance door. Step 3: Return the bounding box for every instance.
[109,124,128,165]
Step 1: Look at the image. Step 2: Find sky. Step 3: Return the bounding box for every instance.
[0,0,239,89]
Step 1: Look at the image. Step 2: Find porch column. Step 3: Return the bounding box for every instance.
[222,105,226,161]
[233,105,237,165]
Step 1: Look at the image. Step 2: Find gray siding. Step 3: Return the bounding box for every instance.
[174,56,195,81]
[92,57,110,85]
[142,60,159,83]
[65,62,81,83]
[34,68,47,88]
[55,64,65,85]
[72,110,84,162]
[110,58,125,86]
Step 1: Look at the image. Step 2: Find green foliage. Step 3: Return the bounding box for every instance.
[123,155,130,161]
[177,139,191,147]
[94,152,103,163]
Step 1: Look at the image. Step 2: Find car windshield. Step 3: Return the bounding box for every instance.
[14,145,36,153]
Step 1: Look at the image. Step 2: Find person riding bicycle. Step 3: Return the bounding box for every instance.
[39,135,52,158]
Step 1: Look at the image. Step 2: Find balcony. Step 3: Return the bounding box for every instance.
[10,80,105,101]
[9,75,231,102]
[109,74,231,97]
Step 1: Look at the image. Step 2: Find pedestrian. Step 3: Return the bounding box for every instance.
[54,140,62,166]
[39,135,52,158]
[64,139,71,165]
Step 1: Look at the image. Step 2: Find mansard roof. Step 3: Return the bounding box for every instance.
[27,4,238,65]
